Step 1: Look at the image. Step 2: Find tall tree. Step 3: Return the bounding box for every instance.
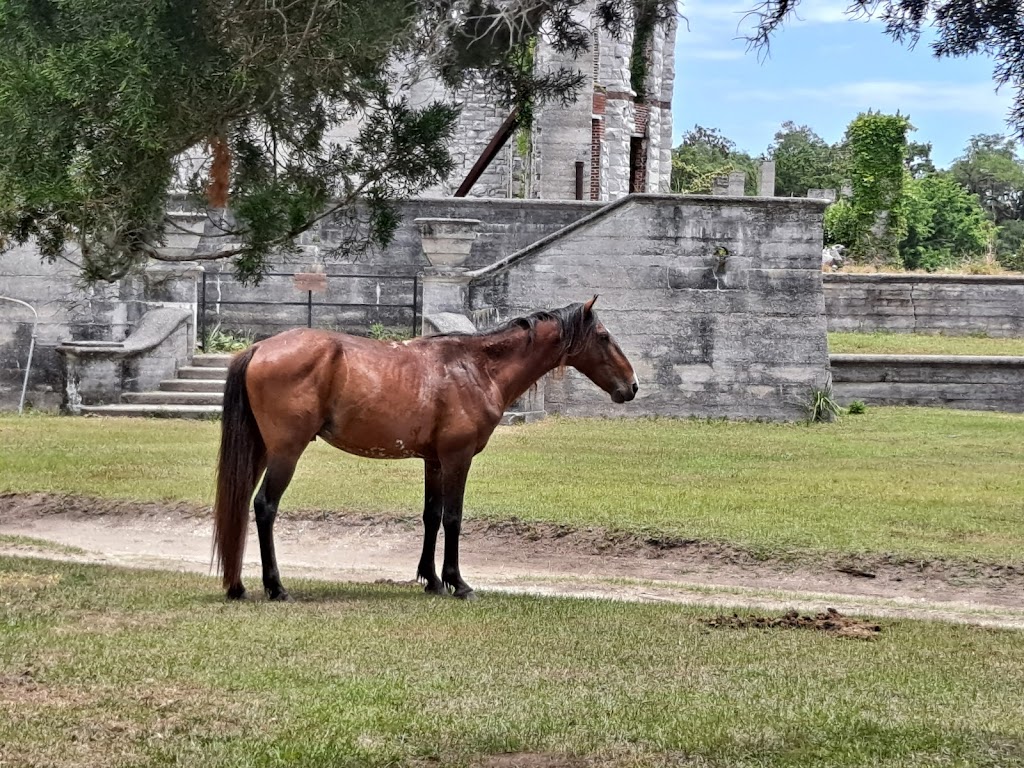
[905,141,937,179]
[747,2,1024,139]
[766,122,843,197]
[0,0,675,283]
[949,134,1024,224]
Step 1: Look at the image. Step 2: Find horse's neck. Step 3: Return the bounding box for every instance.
[483,323,565,408]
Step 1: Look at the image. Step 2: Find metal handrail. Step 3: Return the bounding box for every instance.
[0,296,39,414]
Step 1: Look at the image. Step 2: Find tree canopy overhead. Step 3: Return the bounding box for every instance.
[0,0,675,282]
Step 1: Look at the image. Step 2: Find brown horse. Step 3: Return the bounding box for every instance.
[212,296,637,601]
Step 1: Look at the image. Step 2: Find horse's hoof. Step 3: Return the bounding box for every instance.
[424,584,448,597]
[453,589,477,601]
[226,585,247,601]
[268,590,293,602]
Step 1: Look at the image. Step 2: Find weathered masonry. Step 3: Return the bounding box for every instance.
[325,1,677,201]
[2,195,833,421]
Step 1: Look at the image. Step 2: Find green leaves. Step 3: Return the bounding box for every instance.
[842,111,912,263]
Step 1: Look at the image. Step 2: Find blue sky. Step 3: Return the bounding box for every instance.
[671,0,1016,167]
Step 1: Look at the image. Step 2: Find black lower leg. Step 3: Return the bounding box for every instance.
[255,458,297,601]
[440,457,475,600]
[417,460,445,595]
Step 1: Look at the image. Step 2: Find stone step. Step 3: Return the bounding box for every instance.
[192,354,235,367]
[159,379,226,393]
[122,391,224,406]
[177,366,229,380]
[80,404,222,419]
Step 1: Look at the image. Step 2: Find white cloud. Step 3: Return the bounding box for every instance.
[733,80,1011,118]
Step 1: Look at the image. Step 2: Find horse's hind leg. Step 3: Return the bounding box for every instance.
[253,453,300,601]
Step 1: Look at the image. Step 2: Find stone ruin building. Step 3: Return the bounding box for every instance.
[328,2,677,201]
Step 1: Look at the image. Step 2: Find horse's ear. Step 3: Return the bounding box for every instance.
[583,295,599,316]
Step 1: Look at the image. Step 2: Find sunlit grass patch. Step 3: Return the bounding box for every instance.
[0,557,1022,767]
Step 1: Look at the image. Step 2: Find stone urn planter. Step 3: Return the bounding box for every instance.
[415,218,481,270]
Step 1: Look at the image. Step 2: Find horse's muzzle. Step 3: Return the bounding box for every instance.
[611,380,639,403]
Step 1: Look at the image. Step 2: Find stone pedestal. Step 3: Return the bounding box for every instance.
[417,218,480,332]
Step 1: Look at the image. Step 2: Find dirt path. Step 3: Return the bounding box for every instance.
[2,493,1022,629]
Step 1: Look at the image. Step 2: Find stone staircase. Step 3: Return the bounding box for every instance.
[81,354,232,418]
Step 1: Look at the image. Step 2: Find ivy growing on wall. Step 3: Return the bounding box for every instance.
[630,0,659,100]
[844,111,911,263]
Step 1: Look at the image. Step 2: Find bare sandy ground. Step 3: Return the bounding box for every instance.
[2,493,1022,629]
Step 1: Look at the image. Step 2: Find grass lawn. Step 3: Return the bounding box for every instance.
[1,557,1022,768]
[828,331,1024,356]
[2,409,1024,564]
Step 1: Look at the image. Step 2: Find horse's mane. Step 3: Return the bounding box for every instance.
[436,303,597,357]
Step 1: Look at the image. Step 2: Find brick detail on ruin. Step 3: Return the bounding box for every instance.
[590,118,603,201]
[592,91,607,116]
[633,103,650,138]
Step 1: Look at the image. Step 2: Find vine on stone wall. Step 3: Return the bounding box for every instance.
[630,0,658,99]
[844,111,911,263]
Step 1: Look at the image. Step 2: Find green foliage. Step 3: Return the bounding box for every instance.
[949,134,1024,224]
[0,0,675,283]
[806,385,841,423]
[630,0,659,99]
[846,400,867,415]
[900,173,993,271]
[905,141,937,179]
[823,198,859,247]
[202,325,254,353]
[671,125,759,195]
[768,121,844,197]
[843,111,912,263]
[368,322,412,342]
[995,219,1024,271]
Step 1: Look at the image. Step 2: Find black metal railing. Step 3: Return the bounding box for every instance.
[198,271,419,348]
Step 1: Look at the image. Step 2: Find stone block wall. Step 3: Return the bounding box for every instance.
[831,354,1024,412]
[468,194,831,420]
[824,274,1024,337]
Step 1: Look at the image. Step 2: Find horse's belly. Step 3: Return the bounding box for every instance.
[319,416,427,460]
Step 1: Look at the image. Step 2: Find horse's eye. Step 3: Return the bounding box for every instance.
[597,332,611,342]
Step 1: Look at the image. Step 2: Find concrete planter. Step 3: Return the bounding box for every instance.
[415,218,480,269]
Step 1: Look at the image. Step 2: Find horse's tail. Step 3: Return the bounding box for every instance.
[213,345,265,590]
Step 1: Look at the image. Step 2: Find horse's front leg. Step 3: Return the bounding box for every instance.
[440,453,475,600]
[417,459,446,595]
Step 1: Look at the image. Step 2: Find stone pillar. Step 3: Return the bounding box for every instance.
[712,174,730,195]
[416,218,480,335]
[727,171,746,196]
[759,161,776,197]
